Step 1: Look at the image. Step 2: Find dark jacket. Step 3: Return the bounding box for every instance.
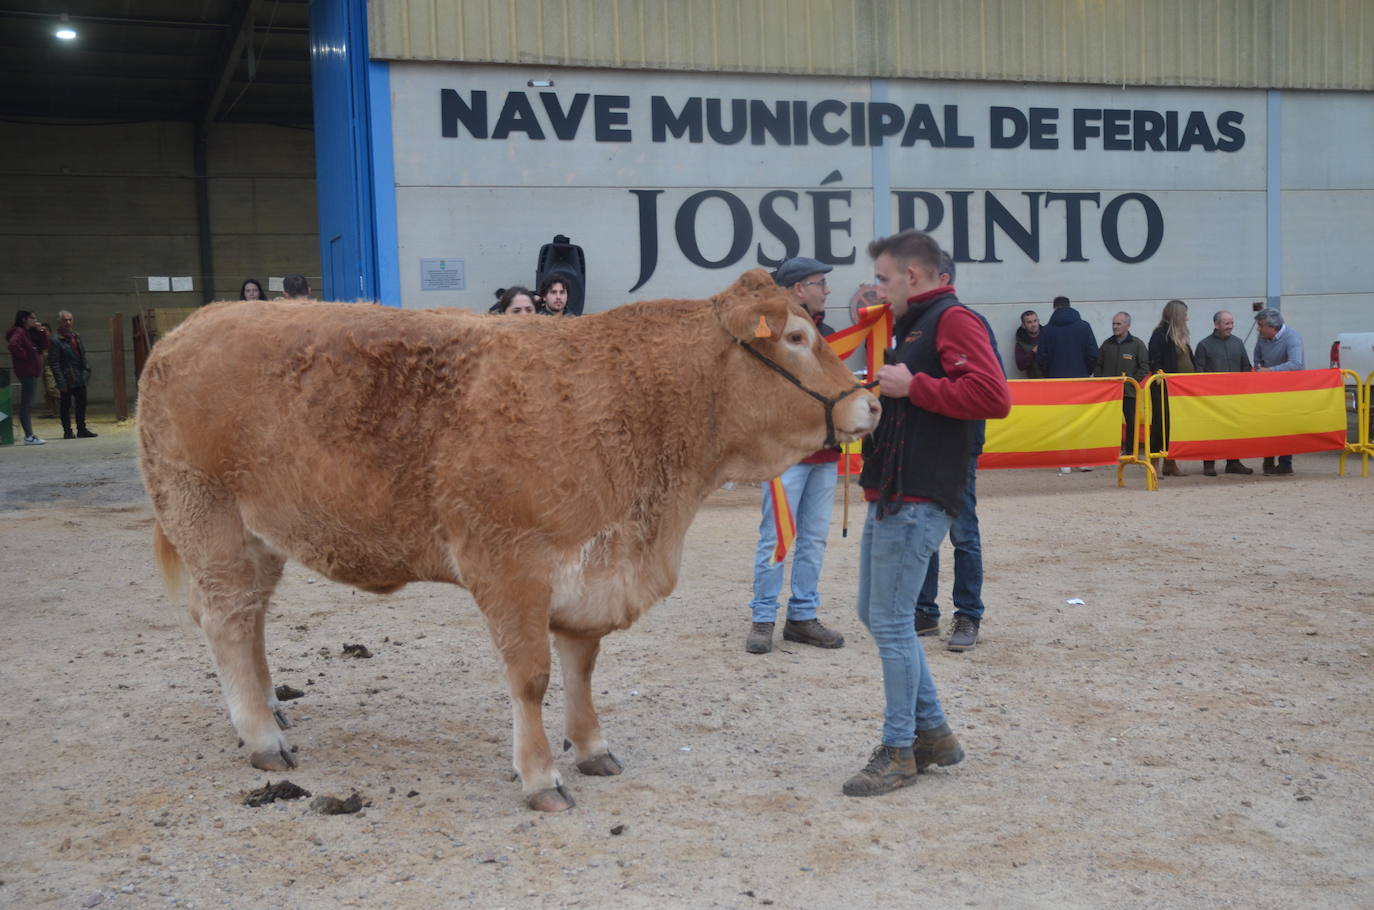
[7,325,46,378]
[1036,306,1098,378]
[1194,331,1251,373]
[50,331,91,390]
[1014,328,1044,378]
[1147,326,1193,374]
[1095,332,1150,396]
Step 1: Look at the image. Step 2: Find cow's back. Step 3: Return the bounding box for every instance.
[138,299,722,593]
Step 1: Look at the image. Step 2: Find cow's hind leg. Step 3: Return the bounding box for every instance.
[171,486,292,771]
[481,594,572,812]
[553,631,622,777]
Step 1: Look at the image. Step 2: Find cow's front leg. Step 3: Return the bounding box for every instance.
[484,606,572,812]
[554,630,622,776]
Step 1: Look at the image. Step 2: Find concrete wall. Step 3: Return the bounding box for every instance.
[0,121,319,405]
[384,63,1374,376]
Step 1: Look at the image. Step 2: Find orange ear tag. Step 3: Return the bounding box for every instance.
[753,315,771,338]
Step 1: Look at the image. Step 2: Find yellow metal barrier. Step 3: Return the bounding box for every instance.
[1115,376,1156,491]
[1337,369,1367,478]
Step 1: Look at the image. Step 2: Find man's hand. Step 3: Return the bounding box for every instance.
[876,362,914,398]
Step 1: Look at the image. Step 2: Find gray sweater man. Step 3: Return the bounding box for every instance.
[1194,310,1254,475]
[1252,309,1304,373]
[1252,308,1305,474]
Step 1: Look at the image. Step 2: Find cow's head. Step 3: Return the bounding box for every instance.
[713,269,880,481]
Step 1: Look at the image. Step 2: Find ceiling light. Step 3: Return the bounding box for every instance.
[55,13,77,40]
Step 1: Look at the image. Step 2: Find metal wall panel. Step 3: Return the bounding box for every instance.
[368,0,1374,90]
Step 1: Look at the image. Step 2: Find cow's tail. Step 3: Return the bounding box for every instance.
[153,520,186,599]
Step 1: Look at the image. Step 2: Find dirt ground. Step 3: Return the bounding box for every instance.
[2,412,1372,909]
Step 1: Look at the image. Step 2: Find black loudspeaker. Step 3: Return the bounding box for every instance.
[535,234,587,316]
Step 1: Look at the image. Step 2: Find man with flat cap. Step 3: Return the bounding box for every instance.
[743,256,847,655]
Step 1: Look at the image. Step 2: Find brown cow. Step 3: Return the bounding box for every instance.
[138,269,879,811]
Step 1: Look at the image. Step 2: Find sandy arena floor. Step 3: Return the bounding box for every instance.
[1,413,1372,909]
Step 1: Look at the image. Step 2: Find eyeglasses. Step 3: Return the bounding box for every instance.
[800,279,828,288]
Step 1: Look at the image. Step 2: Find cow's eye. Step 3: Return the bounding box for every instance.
[787,331,806,345]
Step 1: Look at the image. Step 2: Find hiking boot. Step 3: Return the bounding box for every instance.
[912,722,966,771]
[783,619,844,649]
[1224,460,1254,475]
[1262,457,1277,475]
[915,612,940,636]
[1202,460,1217,476]
[745,622,774,654]
[946,616,980,652]
[1162,459,1187,477]
[77,427,98,438]
[842,744,918,797]
[1273,463,1294,475]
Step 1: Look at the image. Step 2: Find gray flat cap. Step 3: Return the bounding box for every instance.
[772,257,833,288]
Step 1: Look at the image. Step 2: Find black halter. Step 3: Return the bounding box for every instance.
[736,339,877,448]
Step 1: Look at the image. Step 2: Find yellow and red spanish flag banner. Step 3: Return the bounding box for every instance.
[825,303,893,380]
[980,378,1124,469]
[768,303,893,563]
[766,476,797,563]
[1160,369,1346,460]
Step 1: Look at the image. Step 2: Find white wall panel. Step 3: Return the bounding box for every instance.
[1280,93,1374,190]
[1281,190,1374,296]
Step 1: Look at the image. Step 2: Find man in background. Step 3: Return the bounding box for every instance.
[1253,308,1304,475]
[743,256,846,655]
[282,275,311,300]
[1193,310,1254,476]
[915,253,1001,652]
[1037,296,1098,379]
[1095,312,1150,455]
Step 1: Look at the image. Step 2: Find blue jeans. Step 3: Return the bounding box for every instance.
[749,461,838,623]
[17,375,37,437]
[857,500,952,747]
[917,457,984,622]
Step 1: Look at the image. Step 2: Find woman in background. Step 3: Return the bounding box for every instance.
[492,286,538,315]
[7,310,49,445]
[1147,298,1194,477]
[239,278,267,301]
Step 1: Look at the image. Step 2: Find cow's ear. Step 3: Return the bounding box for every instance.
[716,269,787,342]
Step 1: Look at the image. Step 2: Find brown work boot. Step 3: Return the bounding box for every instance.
[1224,460,1254,475]
[783,619,845,649]
[1162,459,1187,476]
[745,622,774,654]
[912,722,965,771]
[842,744,919,797]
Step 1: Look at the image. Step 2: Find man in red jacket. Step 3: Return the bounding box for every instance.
[843,231,1011,798]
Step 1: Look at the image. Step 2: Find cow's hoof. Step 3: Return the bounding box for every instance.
[526,785,576,812]
[250,746,297,772]
[576,752,623,776]
[273,707,292,730]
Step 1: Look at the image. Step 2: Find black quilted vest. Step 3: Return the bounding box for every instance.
[859,293,976,518]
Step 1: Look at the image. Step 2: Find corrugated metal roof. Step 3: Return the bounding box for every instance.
[368,0,1374,91]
